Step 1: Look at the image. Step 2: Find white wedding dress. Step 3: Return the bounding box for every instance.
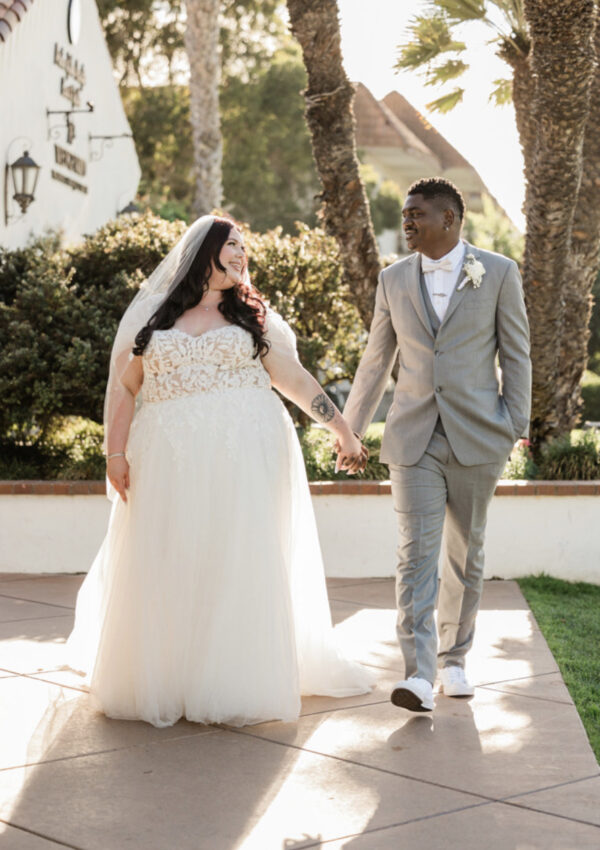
[66,312,373,728]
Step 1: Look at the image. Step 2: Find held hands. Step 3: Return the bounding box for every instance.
[334,433,369,475]
[107,455,130,502]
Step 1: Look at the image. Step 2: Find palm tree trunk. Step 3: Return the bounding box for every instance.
[521,0,596,448]
[499,37,534,189]
[185,0,222,215]
[556,12,600,429]
[286,0,380,328]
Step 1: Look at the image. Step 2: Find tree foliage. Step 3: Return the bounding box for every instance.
[221,46,319,233]
[463,194,523,262]
[246,223,364,396]
[396,1,528,112]
[97,0,285,88]
[360,164,404,236]
[122,46,319,232]
[588,273,600,374]
[121,85,194,220]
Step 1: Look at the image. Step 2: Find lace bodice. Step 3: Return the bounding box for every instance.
[141,325,271,402]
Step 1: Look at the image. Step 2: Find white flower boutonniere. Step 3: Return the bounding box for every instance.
[457,254,486,291]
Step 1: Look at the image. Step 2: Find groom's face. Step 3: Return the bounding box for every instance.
[402,194,447,256]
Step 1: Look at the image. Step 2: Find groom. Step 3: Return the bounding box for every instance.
[341,177,531,712]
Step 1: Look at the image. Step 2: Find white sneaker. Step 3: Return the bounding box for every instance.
[390,677,433,712]
[439,666,474,697]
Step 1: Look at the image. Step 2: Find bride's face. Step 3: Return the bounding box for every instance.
[210,228,246,290]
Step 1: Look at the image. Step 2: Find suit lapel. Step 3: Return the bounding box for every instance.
[405,253,435,338]
[439,241,478,329]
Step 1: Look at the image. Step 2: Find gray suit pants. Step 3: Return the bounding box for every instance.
[389,425,506,685]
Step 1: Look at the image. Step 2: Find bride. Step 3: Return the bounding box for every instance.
[66,214,374,728]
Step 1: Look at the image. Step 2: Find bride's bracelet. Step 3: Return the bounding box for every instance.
[106,452,126,460]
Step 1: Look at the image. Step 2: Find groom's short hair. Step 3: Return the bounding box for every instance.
[407,177,465,221]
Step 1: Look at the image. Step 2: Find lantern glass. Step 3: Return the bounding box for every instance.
[10,151,40,213]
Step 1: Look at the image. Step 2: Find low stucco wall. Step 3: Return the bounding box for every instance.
[1,481,599,583]
[311,487,600,583]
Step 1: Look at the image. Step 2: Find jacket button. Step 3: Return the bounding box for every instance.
[435,386,442,393]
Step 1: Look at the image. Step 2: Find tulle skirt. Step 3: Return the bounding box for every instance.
[66,387,373,727]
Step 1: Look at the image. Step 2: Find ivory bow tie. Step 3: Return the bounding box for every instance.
[421,256,454,273]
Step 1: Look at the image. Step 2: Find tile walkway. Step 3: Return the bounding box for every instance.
[0,574,598,849]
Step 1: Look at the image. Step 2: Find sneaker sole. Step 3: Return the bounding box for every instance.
[439,685,474,698]
[390,687,433,712]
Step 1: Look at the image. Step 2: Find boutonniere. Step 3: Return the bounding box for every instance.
[457,254,486,291]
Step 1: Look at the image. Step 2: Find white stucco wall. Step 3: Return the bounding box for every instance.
[313,494,600,584]
[0,0,140,248]
[0,494,109,574]
[1,493,599,584]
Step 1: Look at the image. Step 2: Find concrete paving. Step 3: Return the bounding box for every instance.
[0,574,598,849]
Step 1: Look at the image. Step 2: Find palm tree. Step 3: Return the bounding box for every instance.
[557,18,600,429]
[286,0,381,328]
[521,0,596,443]
[397,0,599,446]
[185,0,222,215]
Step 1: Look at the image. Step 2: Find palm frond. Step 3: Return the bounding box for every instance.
[425,59,469,86]
[493,0,527,34]
[396,13,466,71]
[426,0,528,45]
[489,77,512,106]
[426,87,465,113]
[424,0,485,22]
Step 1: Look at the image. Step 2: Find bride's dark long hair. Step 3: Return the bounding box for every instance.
[132,217,269,358]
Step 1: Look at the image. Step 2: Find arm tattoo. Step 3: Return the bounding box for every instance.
[311,392,335,423]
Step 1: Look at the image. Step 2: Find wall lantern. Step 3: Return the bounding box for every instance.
[4,149,41,226]
[118,200,140,217]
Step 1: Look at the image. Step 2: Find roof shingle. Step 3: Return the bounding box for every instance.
[382,90,471,170]
[0,0,35,43]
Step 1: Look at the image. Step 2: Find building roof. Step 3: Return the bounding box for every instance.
[382,90,471,170]
[0,0,34,43]
[353,83,431,157]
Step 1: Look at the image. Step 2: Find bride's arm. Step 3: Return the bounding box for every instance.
[262,346,366,474]
[106,355,144,502]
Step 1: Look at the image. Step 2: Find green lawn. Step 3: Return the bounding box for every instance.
[517,575,600,763]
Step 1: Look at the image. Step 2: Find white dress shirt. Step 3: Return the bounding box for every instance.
[421,240,465,323]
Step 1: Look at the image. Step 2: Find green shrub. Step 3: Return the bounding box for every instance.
[581,369,600,423]
[49,418,105,480]
[301,423,388,481]
[0,436,66,480]
[536,430,600,480]
[587,271,600,371]
[463,194,524,263]
[246,223,364,424]
[502,439,538,480]
[0,417,105,480]
[67,212,185,297]
[0,213,185,441]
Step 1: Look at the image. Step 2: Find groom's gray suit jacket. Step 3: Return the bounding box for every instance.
[344,243,532,467]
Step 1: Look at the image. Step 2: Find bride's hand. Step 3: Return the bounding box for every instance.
[107,456,130,502]
[335,433,368,475]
